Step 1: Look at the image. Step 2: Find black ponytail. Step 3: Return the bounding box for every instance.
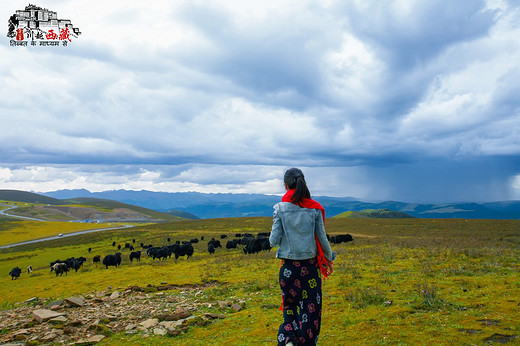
[284,168,311,206]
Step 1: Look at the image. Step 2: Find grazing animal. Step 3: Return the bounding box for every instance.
[220,234,227,239]
[132,238,136,243]
[330,234,354,244]
[129,251,142,262]
[51,263,69,276]
[174,243,194,260]
[240,234,255,245]
[167,243,179,254]
[93,255,101,263]
[257,232,270,237]
[167,237,171,242]
[27,265,33,274]
[200,236,204,240]
[9,267,22,280]
[50,259,63,267]
[102,253,122,269]
[243,237,271,254]
[190,238,199,244]
[50,259,71,270]
[88,247,92,253]
[226,239,239,249]
[117,244,122,250]
[125,243,131,249]
[151,246,169,260]
[208,243,215,254]
[208,239,222,249]
[112,241,116,247]
[146,246,161,257]
[64,257,76,269]
[71,257,87,272]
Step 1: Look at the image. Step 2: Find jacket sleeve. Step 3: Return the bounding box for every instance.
[315,211,337,262]
[269,204,283,247]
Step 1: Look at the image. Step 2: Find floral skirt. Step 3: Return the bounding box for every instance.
[277,258,322,345]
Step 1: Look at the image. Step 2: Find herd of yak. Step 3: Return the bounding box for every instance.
[8,232,353,280]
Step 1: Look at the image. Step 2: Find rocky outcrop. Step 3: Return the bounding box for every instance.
[0,283,245,344]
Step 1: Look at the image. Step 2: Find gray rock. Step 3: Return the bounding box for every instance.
[125,323,137,330]
[75,334,105,344]
[32,309,65,323]
[156,309,191,321]
[139,318,159,329]
[40,332,57,341]
[159,320,183,331]
[12,329,30,336]
[65,296,85,307]
[217,300,230,308]
[50,315,68,323]
[153,328,167,335]
[47,299,64,309]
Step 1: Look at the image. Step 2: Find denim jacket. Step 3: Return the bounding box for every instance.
[269,202,337,261]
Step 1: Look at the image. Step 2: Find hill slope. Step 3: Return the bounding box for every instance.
[0,190,185,222]
[0,190,62,205]
[333,209,415,219]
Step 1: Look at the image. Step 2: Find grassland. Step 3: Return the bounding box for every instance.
[334,209,414,218]
[0,218,127,247]
[0,217,519,345]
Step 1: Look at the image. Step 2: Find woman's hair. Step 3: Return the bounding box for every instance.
[284,167,311,205]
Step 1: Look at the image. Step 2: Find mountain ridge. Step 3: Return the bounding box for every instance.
[40,189,520,219]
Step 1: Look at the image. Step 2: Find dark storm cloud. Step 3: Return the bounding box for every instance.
[342,1,496,69]
[172,2,342,110]
[362,156,520,203]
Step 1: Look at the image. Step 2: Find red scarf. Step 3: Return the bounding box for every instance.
[281,189,333,279]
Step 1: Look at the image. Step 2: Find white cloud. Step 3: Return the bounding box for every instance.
[1,0,519,202]
[0,168,13,182]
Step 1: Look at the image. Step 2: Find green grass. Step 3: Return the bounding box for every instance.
[0,219,126,246]
[333,209,414,218]
[0,218,519,345]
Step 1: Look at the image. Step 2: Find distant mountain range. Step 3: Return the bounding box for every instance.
[40,189,520,219]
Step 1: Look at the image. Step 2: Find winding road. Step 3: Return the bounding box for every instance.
[0,204,48,221]
[0,204,134,249]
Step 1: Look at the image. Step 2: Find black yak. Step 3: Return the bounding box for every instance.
[9,267,22,280]
[102,253,122,269]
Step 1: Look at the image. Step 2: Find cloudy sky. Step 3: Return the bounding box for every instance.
[1,0,519,203]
